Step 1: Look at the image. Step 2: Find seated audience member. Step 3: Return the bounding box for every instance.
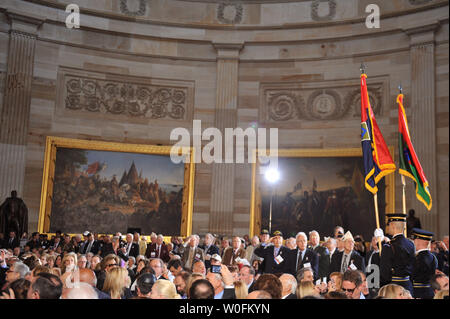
[134,273,156,299]
[27,273,63,299]
[192,260,207,276]
[64,282,98,299]
[246,290,272,299]
[149,258,166,280]
[168,259,183,277]
[150,279,181,299]
[102,266,132,299]
[227,265,239,282]
[174,271,190,299]
[431,273,449,295]
[233,280,248,299]
[2,278,30,299]
[5,262,29,287]
[324,291,348,299]
[96,254,120,290]
[239,265,256,293]
[77,268,110,299]
[189,279,215,299]
[30,265,50,283]
[296,267,314,283]
[186,273,205,299]
[252,273,282,299]
[205,264,235,299]
[77,255,88,269]
[328,272,343,292]
[377,284,408,299]
[297,281,320,299]
[341,270,365,299]
[279,273,297,299]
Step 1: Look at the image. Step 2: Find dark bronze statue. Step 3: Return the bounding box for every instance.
[0,190,28,238]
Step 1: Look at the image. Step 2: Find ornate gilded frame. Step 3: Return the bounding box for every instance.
[38,136,195,236]
[249,147,395,237]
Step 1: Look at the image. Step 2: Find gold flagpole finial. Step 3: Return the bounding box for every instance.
[360,63,366,74]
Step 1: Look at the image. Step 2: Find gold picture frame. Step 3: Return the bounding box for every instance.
[250,147,395,238]
[38,136,195,237]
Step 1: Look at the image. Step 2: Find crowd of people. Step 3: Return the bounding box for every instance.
[0,214,448,300]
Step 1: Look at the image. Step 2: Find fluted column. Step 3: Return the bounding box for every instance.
[404,23,439,236]
[208,43,243,236]
[0,11,44,200]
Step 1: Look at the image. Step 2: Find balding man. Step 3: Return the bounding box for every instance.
[78,268,110,299]
[63,282,98,299]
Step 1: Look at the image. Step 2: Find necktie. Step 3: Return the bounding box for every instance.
[86,241,92,254]
[296,250,302,272]
[157,245,161,258]
[341,254,348,273]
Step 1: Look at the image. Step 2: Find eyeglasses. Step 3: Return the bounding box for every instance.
[106,263,117,267]
[342,287,356,293]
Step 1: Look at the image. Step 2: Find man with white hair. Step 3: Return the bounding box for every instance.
[324,237,337,263]
[288,232,319,279]
[330,231,365,274]
[5,261,29,285]
[145,234,169,262]
[285,237,297,250]
[309,230,330,280]
[279,273,297,299]
[179,235,205,271]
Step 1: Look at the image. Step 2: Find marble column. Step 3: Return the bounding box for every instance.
[208,43,243,236]
[0,11,44,200]
[404,23,440,236]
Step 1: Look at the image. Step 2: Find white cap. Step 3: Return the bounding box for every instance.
[83,231,90,236]
[342,231,354,242]
[211,254,222,262]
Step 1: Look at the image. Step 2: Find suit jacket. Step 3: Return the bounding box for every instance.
[221,287,236,300]
[222,247,246,266]
[365,249,381,269]
[122,242,140,259]
[145,243,169,262]
[200,244,220,268]
[179,246,205,271]
[289,248,319,279]
[310,245,330,279]
[100,243,129,261]
[3,237,19,249]
[80,240,100,255]
[258,245,291,274]
[330,250,365,274]
[284,293,297,299]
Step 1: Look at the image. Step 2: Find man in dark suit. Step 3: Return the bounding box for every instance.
[145,234,170,262]
[330,231,365,274]
[3,231,19,250]
[366,236,382,270]
[239,264,256,293]
[257,231,291,275]
[380,214,415,295]
[80,232,100,255]
[289,232,319,279]
[308,230,330,280]
[411,228,437,299]
[200,233,219,269]
[120,233,139,259]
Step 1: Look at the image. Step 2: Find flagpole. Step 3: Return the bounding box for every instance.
[399,85,408,237]
[373,193,382,256]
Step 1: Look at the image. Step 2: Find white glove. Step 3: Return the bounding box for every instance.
[374,228,384,238]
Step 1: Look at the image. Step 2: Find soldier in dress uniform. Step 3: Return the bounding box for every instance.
[380,213,415,295]
[411,228,438,299]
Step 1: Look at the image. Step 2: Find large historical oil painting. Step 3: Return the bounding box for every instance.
[39,137,194,236]
[250,149,394,240]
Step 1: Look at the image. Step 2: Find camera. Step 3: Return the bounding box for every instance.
[211,265,221,274]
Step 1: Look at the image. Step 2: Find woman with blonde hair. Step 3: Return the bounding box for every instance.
[296,281,320,299]
[102,266,132,299]
[150,279,181,299]
[234,280,248,299]
[433,290,449,299]
[61,252,78,274]
[377,284,407,299]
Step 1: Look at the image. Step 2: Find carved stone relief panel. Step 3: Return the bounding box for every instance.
[119,0,147,17]
[217,3,244,24]
[260,76,388,124]
[56,67,194,122]
[311,0,337,22]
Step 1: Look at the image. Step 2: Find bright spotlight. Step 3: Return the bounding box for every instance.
[265,169,280,184]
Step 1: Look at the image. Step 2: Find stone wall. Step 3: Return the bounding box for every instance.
[0,0,448,238]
